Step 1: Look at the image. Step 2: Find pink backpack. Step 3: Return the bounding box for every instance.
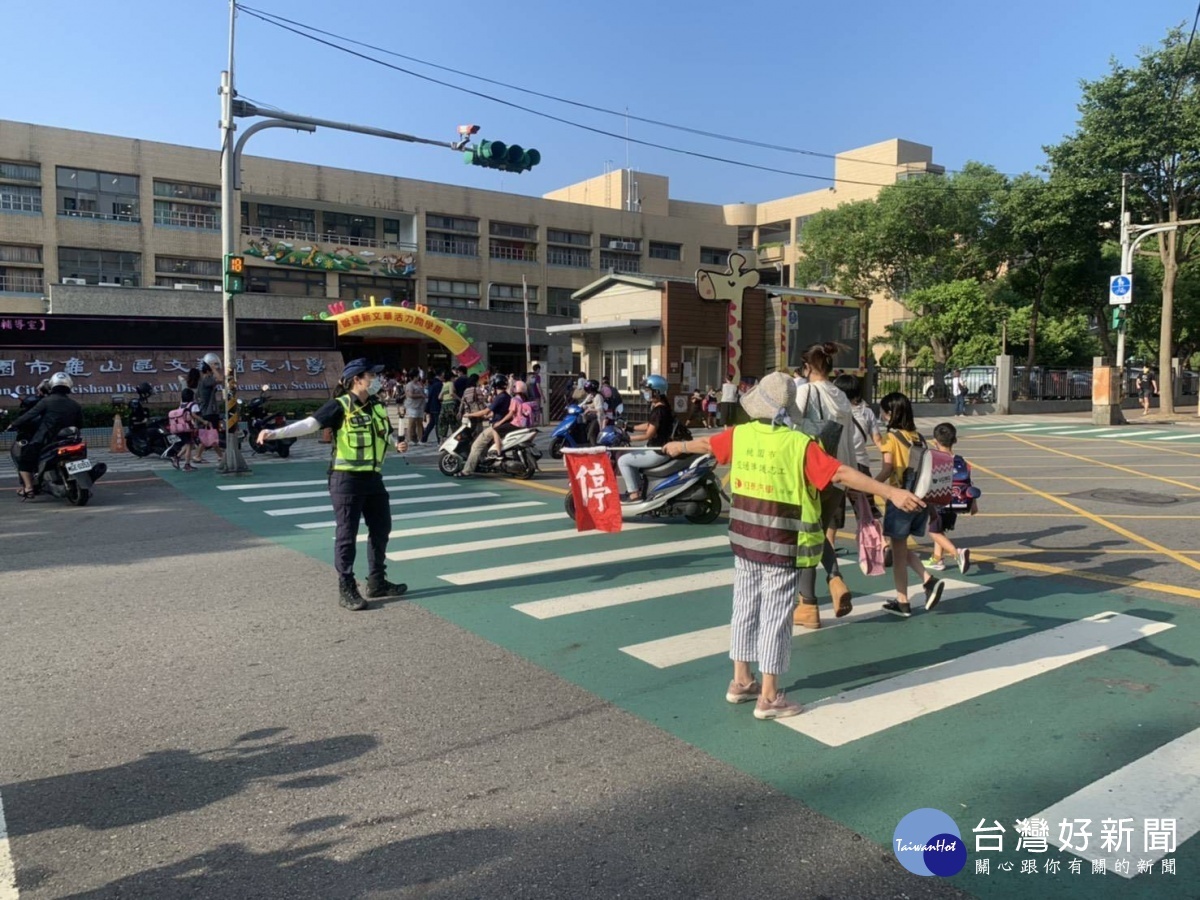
[510,399,532,428]
[168,405,193,435]
[853,493,886,576]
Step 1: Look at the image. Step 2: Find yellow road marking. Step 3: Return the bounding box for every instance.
[978,546,1200,556]
[1005,433,1200,494]
[969,553,1200,601]
[975,513,1200,520]
[514,479,568,497]
[968,457,1200,573]
[1118,439,1200,459]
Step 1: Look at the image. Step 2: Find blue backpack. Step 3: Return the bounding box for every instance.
[949,454,981,511]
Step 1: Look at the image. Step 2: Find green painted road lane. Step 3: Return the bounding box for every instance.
[161,462,1200,897]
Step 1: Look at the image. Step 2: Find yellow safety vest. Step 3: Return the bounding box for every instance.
[728,423,824,568]
[332,394,391,474]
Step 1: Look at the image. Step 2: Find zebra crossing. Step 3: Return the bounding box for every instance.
[958,421,1200,441]
[172,462,1200,892]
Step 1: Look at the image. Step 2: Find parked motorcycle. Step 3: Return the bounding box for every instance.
[125,384,176,459]
[244,386,294,458]
[438,417,540,479]
[10,425,108,506]
[548,403,591,459]
[564,452,725,524]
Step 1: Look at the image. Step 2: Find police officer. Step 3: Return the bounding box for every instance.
[258,358,408,610]
[10,372,82,499]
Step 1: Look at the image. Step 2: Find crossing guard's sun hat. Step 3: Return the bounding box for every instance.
[741,371,804,424]
[341,358,385,381]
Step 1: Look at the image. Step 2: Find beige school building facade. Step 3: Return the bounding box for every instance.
[0,120,940,393]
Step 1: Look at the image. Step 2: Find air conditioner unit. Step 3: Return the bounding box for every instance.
[173,283,201,290]
[97,282,119,287]
[61,277,86,285]
[608,240,637,252]
[212,284,223,291]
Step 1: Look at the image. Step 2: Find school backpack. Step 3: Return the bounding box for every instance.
[894,431,954,507]
[949,454,982,512]
[606,384,625,414]
[510,398,532,428]
[168,405,193,435]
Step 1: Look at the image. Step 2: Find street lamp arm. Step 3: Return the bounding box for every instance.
[234,101,455,152]
[232,119,317,190]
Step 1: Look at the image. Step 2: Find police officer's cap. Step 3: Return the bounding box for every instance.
[341,358,385,381]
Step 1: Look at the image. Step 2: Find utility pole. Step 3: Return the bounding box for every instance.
[522,274,532,379]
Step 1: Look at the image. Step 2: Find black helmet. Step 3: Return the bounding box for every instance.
[491,374,509,390]
[137,382,153,396]
[583,379,600,393]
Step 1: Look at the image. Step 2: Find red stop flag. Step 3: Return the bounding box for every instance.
[565,450,623,533]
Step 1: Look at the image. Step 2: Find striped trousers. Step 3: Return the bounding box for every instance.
[730,556,814,675]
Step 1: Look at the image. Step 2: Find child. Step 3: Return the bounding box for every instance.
[704,387,718,428]
[876,391,946,617]
[492,381,531,457]
[923,422,975,574]
[834,373,883,520]
[169,389,205,472]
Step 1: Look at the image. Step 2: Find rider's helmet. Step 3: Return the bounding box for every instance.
[137,381,153,397]
[641,374,668,397]
[36,379,51,396]
[491,374,509,390]
[511,380,527,395]
[202,352,222,369]
[48,372,73,392]
[583,378,600,393]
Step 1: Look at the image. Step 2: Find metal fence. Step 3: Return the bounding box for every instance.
[871,366,1096,403]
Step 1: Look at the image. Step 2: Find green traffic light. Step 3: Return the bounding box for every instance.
[463,140,540,173]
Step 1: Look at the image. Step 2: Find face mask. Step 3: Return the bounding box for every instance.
[641,390,653,401]
[367,376,383,395]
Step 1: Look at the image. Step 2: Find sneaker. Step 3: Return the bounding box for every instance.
[365,577,408,599]
[883,599,912,618]
[923,557,945,571]
[956,548,971,575]
[338,577,368,611]
[169,455,180,470]
[754,691,803,720]
[924,577,945,612]
[183,465,195,472]
[725,679,762,704]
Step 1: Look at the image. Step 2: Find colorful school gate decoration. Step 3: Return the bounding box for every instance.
[695,250,761,386]
[303,297,483,371]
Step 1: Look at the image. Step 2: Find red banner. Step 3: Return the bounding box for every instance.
[565,451,623,533]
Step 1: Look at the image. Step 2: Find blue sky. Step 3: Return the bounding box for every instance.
[3,0,1192,204]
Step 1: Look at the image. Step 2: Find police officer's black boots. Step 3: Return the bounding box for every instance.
[338,576,368,611]
[365,575,408,599]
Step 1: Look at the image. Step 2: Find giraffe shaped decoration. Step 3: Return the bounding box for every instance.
[695,250,760,385]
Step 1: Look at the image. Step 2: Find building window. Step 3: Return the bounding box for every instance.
[0,244,42,264]
[426,279,480,309]
[155,256,222,285]
[490,221,536,240]
[794,215,813,241]
[602,350,630,392]
[245,267,327,297]
[700,247,730,266]
[324,211,377,242]
[547,286,580,318]
[426,213,478,234]
[58,247,141,286]
[488,221,537,262]
[630,348,649,390]
[547,228,590,247]
[0,268,44,294]
[599,251,641,274]
[153,180,219,203]
[648,241,682,261]
[0,184,42,214]
[547,246,590,268]
[254,203,316,235]
[680,346,723,393]
[0,161,40,182]
[488,283,537,313]
[339,275,415,302]
[153,200,220,230]
[426,232,478,256]
[56,167,140,222]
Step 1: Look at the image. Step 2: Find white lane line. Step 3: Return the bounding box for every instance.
[776,611,1173,746]
[964,423,1042,431]
[388,522,656,562]
[365,512,567,542]
[0,789,17,900]
[1026,725,1200,878]
[1044,426,1120,435]
[441,535,729,586]
[1152,433,1200,441]
[265,492,498,517]
[298,500,544,530]
[217,474,422,491]
[620,579,986,668]
[517,571,736,619]
[241,483,454,503]
[1113,430,1165,438]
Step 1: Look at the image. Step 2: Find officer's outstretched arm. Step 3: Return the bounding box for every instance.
[258,415,320,445]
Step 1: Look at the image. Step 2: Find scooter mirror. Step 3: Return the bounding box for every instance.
[261,384,270,392]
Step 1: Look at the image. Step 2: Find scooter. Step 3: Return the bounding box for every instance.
[564,452,725,525]
[11,426,108,506]
[244,387,295,458]
[438,417,541,479]
[548,404,591,459]
[125,387,175,459]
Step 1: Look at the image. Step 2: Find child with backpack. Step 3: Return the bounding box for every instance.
[876,391,946,617]
[490,380,533,457]
[166,388,205,471]
[923,422,977,574]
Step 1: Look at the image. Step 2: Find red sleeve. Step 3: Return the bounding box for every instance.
[709,427,734,465]
[804,442,842,492]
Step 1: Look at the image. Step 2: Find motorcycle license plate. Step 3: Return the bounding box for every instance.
[166,434,182,445]
[439,437,457,452]
[65,459,93,474]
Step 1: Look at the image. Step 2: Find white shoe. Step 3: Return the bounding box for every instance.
[956,548,971,574]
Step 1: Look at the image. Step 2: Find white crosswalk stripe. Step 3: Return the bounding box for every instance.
[240,482,456,503]
[388,522,657,562]
[300,500,546,530]
[366,511,568,542]
[515,571,736,620]
[265,491,498,517]
[217,474,422,491]
[1152,433,1200,441]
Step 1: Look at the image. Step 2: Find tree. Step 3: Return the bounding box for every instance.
[1047,27,1200,414]
[897,280,1003,365]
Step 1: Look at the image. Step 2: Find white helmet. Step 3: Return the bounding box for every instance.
[48,372,73,391]
[202,352,222,368]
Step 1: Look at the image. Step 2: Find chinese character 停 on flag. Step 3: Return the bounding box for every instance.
[565,450,623,533]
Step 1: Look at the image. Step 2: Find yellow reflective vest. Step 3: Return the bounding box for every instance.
[332,394,392,474]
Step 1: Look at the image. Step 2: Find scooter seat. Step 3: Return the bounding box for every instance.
[644,456,697,477]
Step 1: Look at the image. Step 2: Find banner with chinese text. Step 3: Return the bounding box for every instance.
[565,449,623,533]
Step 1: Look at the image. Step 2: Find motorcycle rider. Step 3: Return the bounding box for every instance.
[458,374,511,478]
[10,372,83,500]
[581,378,607,445]
[617,375,675,503]
[257,359,408,611]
